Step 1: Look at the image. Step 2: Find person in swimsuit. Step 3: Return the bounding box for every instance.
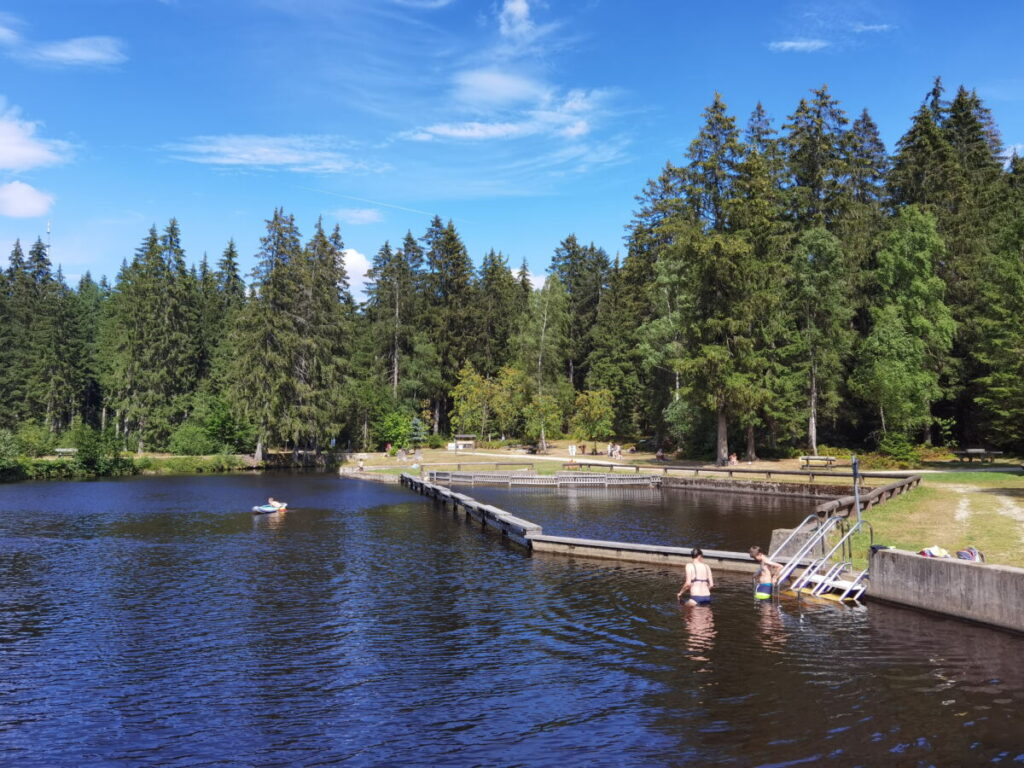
[750,545,781,600]
[678,548,714,606]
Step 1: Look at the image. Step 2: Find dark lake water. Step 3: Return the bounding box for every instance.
[1,473,1022,767]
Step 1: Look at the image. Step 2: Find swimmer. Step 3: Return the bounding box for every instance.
[749,545,782,600]
[677,548,714,606]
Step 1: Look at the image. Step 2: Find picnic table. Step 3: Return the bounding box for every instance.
[800,455,836,470]
[952,448,1003,463]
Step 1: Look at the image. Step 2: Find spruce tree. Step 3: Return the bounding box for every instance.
[549,235,609,388]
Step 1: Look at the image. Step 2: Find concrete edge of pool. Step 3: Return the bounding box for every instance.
[399,472,1024,635]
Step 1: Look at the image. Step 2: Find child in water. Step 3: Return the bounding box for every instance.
[749,545,781,600]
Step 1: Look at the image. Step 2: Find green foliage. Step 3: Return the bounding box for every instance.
[15,422,56,457]
[376,411,412,449]
[523,394,562,449]
[7,79,1024,476]
[570,389,615,445]
[0,429,18,463]
[168,423,221,455]
[875,433,922,465]
[450,363,494,438]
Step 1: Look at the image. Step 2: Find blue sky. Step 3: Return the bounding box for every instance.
[1,0,1022,294]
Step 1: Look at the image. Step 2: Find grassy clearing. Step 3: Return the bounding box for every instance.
[850,469,1024,568]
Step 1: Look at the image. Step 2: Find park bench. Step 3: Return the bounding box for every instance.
[54,448,78,457]
[952,448,1003,463]
[800,455,836,470]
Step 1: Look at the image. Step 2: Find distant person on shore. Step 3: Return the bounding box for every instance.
[568,443,577,458]
[656,448,665,462]
[677,548,714,606]
[749,545,782,600]
[728,452,738,466]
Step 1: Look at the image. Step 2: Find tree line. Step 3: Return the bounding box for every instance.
[2,77,1023,463]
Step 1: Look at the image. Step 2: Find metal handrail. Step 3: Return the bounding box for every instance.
[768,513,821,562]
[792,519,869,593]
[775,515,844,585]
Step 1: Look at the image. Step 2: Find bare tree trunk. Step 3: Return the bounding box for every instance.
[808,363,818,455]
[716,407,728,466]
[255,438,264,464]
[745,424,757,462]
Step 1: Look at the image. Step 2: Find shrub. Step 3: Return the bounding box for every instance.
[876,433,921,465]
[168,423,220,456]
[427,433,445,449]
[15,422,56,457]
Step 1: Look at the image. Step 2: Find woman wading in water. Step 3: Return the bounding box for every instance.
[677,548,714,606]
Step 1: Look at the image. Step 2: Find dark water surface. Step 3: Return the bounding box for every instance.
[1,474,1022,767]
[454,483,815,550]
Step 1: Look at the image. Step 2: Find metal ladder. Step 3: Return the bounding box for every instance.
[788,518,873,602]
[769,457,873,603]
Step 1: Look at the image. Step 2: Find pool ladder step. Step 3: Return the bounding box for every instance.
[771,512,873,604]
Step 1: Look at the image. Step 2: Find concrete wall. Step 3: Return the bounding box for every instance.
[662,476,852,499]
[869,548,1024,633]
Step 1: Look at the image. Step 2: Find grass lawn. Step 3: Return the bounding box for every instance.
[852,467,1024,568]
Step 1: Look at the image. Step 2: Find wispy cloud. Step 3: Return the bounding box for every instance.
[334,208,383,225]
[167,135,375,174]
[453,69,550,109]
[405,86,609,142]
[1,14,127,67]
[851,22,893,33]
[768,39,831,53]
[0,100,73,172]
[28,36,127,66]
[0,18,21,47]
[0,180,53,217]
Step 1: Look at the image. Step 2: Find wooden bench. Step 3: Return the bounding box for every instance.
[800,455,836,470]
[54,448,78,456]
[952,448,1003,463]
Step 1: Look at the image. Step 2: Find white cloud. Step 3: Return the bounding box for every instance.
[768,39,831,53]
[0,24,21,47]
[343,247,371,299]
[405,87,607,143]
[499,0,535,41]
[167,135,366,174]
[411,120,537,141]
[29,36,127,66]
[453,69,550,109]
[0,180,54,217]
[852,23,893,33]
[0,101,73,171]
[334,208,383,225]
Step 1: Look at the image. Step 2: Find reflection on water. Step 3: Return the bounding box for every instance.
[0,474,1021,766]
[681,604,716,662]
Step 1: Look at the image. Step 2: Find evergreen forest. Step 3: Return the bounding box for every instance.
[4,79,1024,466]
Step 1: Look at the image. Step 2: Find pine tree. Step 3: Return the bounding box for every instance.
[513,275,570,449]
[421,216,476,432]
[585,258,641,435]
[473,249,523,378]
[230,209,304,460]
[782,85,850,230]
[788,228,855,453]
[549,235,609,388]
